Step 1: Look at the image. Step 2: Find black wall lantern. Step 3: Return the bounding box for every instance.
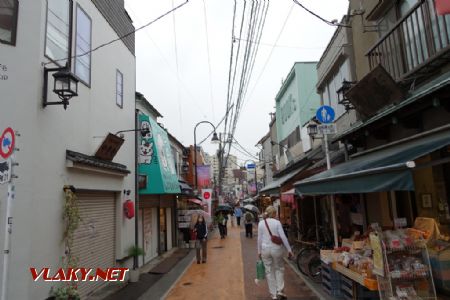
[43,66,79,110]
[307,123,318,136]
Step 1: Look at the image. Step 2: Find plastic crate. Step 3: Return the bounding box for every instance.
[429,247,450,295]
[322,263,343,298]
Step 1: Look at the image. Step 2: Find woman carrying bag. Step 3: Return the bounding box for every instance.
[257,206,293,300]
[193,215,208,264]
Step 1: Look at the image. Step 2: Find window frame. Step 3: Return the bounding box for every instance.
[74,3,92,87]
[116,69,123,108]
[0,0,19,46]
[44,0,72,67]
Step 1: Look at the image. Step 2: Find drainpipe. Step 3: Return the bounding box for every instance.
[134,109,140,269]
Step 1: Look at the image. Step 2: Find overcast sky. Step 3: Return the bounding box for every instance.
[125,0,349,166]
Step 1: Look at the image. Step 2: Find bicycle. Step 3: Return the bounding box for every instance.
[294,226,333,282]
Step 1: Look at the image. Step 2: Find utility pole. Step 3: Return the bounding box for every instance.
[324,133,339,248]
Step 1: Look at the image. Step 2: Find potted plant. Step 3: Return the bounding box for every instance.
[128,245,145,282]
[48,284,80,300]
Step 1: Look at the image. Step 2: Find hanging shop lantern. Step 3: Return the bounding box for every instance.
[123,200,135,219]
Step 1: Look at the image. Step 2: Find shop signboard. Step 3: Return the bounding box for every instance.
[196,165,211,189]
[201,189,212,215]
[138,114,181,194]
[369,232,385,276]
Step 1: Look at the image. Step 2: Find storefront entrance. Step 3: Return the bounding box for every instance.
[143,208,158,263]
[159,208,167,253]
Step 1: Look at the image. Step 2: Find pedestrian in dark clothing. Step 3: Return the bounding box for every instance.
[235,206,243,226]
[194,215,208,264]
[224,214,229,236]
[217,212,226,239]
[244,211,254,238]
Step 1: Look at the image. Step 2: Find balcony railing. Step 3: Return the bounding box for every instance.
[367,0,450,82]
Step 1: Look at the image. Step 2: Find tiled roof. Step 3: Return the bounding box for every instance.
[66,150,130,174]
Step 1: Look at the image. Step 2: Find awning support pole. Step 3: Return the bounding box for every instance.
[324,134,339,248]
[313,196,319,242]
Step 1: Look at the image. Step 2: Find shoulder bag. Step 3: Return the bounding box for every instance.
[264,219,283,245]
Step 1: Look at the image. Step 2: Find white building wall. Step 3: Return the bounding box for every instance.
[261,138,273,184]
[0,0,136,299]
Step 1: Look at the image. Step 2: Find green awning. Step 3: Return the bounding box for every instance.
[260,164,309,195]
[295,126,450,195]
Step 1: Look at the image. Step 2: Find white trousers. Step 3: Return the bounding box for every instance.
[261,244,285,298]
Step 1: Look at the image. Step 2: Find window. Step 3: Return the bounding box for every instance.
[45,0,70,65]
[75,5,91,85]
[0,0,19,45]
[116,70,123,108]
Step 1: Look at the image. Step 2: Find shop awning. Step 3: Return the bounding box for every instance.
[259,164,309,195]
[295,126,450,195]
[188,198,203,206]
[179,180,193,195]
[281,188,296,208]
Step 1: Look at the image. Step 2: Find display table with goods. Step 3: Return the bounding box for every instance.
[320,223,439,299]
[320,232,379,299]
[371,225,437,300]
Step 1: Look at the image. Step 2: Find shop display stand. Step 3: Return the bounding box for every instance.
[376,233,437,300]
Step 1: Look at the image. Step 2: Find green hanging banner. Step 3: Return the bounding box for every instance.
[138,114,181,194]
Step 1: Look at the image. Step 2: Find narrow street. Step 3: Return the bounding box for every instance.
[166,224,317,300]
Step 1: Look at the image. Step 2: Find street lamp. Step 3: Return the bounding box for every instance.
[43,65,79,110]
[194,121,218,192]
[306,123,318,136]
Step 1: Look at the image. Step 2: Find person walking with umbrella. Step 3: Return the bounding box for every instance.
[257,206,293,300]
[235,205,243,226]
[193,215,208,264]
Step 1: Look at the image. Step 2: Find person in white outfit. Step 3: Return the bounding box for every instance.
[257,206,293,300]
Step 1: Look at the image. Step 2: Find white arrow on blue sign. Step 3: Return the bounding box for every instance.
[247,164,256,169]
[316,105,335,124]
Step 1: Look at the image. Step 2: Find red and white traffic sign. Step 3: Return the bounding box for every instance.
[202,189,212,201]
[203,191,210,200]
[0,127,15,159]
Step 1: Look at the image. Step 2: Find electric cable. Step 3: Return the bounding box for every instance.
[292,0,351,28]
[202,0,216,121]
[125,4,207,116]
[44,0,190,65]
[243,3,294,111]
[171,0,184,142]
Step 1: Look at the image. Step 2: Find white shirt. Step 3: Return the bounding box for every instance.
[257,218,292,254]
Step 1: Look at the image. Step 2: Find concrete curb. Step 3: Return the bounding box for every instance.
[284,258,331,300]
[136,250,196,300]
[159,254,196,300]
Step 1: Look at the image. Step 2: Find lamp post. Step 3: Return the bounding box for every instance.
[193,121,219,193]
[244,159,258,195]
[307,121,339,248]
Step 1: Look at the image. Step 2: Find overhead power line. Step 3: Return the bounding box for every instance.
[202,0,216,121]
[292,0,351,28]
[125,5,207,116]
[222,0,270,169]
[171,0,184,143]
[243,3,294,111]
[44,0,190,65]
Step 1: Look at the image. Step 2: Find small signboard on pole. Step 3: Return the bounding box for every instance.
[0,159,11,185]
[317,124,337,135]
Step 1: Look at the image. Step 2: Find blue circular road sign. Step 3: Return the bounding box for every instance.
[316,106,335,124]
